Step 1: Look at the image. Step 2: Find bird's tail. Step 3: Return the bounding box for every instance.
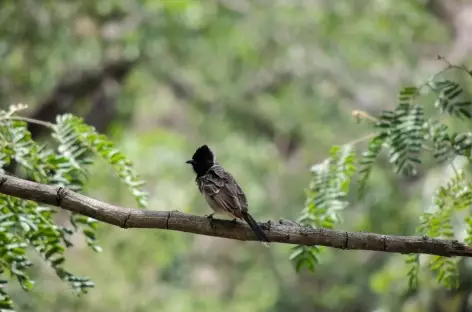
[241,212,270,247]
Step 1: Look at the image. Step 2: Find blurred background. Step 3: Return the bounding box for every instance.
[2,0,472,311]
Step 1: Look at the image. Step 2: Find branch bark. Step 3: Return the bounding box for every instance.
[0,173,471,257]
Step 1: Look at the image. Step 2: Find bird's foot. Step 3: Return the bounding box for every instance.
[230,218,238,225]
[206,213,216,228]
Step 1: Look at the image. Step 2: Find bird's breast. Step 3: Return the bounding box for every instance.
[203,192,223,212]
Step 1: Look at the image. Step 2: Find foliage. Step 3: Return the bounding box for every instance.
[294,65,472,290]
[291,145,356,271]
[54,114,148,208]
[0,105,147,311]
[0,0,469,311]
[417,169,471,289]
[405,254,420,290]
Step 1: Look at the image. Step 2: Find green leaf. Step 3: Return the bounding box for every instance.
[54,114,148,208]
[357,133,387,197]
[290,245,321,273]
[398,86,419,103]
[432,80,472,119]
[303,145,356,228]
[45,245,65,260]
[405,254,419,290]
[427,119,453,162]
[429,256,459,290]
[387,102,425,175]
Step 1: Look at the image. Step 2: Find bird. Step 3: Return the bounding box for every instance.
[186,145,270,246]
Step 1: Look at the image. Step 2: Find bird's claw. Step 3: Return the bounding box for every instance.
[206,213,216,228]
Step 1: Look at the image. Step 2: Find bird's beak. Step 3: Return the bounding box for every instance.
[186,160,196,165]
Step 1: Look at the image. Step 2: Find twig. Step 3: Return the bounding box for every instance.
[437,54,470,73]
[2,116,54,129]
[345,133,376,146]
[352,110,379,123]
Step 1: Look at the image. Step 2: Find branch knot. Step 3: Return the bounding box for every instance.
[56,187,68,206]
[122,212,132,228]
[0,176,7,188]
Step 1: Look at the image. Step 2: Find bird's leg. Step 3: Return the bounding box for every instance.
[205,212,216,228]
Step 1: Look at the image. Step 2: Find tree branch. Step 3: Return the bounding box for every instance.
[0,173,471,257]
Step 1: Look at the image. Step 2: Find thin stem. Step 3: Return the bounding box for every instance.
[438,55,470,73]
[352,110,379,123]
[421,56,471,93]
[345,133,376,146]
[1,116,54,129]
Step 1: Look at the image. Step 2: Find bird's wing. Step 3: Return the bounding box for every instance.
[200,166,248,217]
[233,178,249,213]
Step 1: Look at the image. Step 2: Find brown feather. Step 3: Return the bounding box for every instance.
[195,164,270,245]
[197,164,246,218]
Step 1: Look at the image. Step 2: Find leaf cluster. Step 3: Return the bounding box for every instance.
[0,107,147,310]
[291,145,356,272]
[294,66,472,289]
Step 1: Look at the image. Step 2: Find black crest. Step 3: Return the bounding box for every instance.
[191,145,214,163]
[186,145,215,177]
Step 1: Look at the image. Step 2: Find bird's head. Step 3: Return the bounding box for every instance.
[186,145,215,177]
